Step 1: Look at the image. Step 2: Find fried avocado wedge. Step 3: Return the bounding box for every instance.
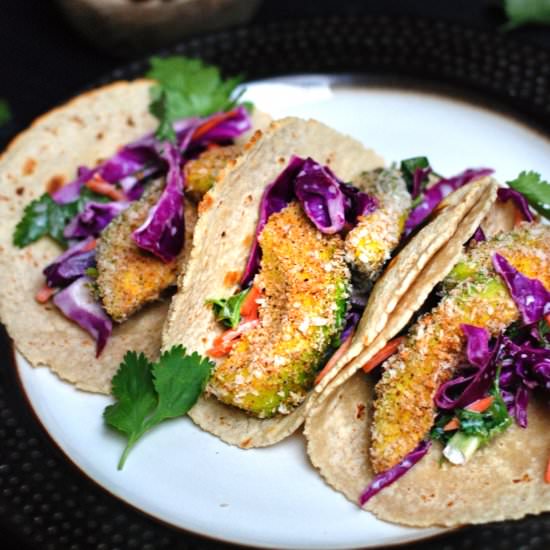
[207,202,349,418]
[370,223,550,473]
[96,180,198,322]
[345,167,411,280]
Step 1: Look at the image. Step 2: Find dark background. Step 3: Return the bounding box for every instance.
[1,1,550,549]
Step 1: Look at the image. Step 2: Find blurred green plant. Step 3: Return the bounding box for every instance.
[504,0,550,28]
[0,99,11,127]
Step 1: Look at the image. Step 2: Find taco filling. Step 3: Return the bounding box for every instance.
[14,103,251,354]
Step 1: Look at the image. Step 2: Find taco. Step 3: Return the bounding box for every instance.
[161,117,499,448]
[0,71,269,394]
[305,185,550,527]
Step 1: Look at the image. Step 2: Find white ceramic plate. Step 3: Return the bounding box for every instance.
[16,75,550,549]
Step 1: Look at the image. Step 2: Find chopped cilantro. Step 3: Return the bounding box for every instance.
[503,0,550,29]
[13,187,109,248]
[104,346,214,469]
[207,288,250,329]
[146,56,244,142]
[507,170,550,220]
[400,156,430,191]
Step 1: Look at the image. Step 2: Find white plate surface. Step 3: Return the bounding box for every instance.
[17,75,550,549]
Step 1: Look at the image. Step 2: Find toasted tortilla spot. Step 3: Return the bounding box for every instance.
[15,187,25,196]
[223,271,240,287]
[22,158,36,176]
[242,234,253,248]
[70,115,85,127]
[96,131,104,140]
[244,129,262,151]
[46,175,66,194]
[198,193,214,214]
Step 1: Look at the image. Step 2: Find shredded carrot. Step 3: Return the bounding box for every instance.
[513,205,526,227]
[465,395,494,413]
[545,314,550,327]
[314,332,355,386]
[85,175,126,201]
[192,109,238,141]
[443,417,461,431]
[206,142,221,151]
[82,238,97,252]
[206,319,259,358]
[240,285,261,320]
[35,284,56,304]
[361,336,405,374]
[545,456,550,483]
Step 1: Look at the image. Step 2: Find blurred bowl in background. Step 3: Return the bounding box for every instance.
[55,0,261,57]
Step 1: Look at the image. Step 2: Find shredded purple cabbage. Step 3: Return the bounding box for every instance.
[497,188,534,222]
[43,238,96,289]
[132,143,185,262]
[404,168,494,236]
[472,226,486,242]
[493,253,550,325]
[411,167,432,199]
[52,107,251,204]
[64,201,129,240]
[240,156,377,286]
[435,325,501,411]
[359,440,431,506]
[53,277,112,356]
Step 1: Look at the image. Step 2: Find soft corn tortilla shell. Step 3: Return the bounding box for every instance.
[0,79,269,393]
[306,373,550,527]
[162,117,385,448]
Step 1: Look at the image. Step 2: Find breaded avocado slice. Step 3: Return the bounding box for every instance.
[207,202,350,418]
[96,181,196,322]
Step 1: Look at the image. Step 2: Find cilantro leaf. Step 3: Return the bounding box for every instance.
[0,98,11,127]
[13,188,110,249]
[504,0,550,29]
[103,346,214,469]
[507,171,550,219]
[207,288,250,329]
[13,193,77,248]
[400,156,430,190]
[146,55,244,142]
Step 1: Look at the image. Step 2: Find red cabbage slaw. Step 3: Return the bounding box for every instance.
[42,107,251,353]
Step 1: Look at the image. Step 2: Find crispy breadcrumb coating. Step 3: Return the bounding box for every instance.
[370,223,550,473]
[96,181,196,322]
[207,202,350,418]
[345,168,411,279]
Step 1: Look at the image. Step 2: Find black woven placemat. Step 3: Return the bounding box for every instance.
[1,15,549,550]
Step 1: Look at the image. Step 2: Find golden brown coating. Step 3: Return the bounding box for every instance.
[207,202,350,418]
[96,181,196,322]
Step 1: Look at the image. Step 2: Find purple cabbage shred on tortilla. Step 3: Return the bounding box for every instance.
[240,156,377,287]
[492,253,550,325]
[43,237,97,289]
[359,440,431,506]
[52,107,251,204]
[132,143,185,262]
[53,276,112,356]
[404,168,494,236]
[64,201,129,240]
[497,188,534,222]
[471,226,486,242]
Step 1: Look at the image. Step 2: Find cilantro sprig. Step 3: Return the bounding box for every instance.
[207,288,251,329]
[147,56,244,142]
[104,346,214,469]
[507,170,550,220]
[13,188,109,248]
